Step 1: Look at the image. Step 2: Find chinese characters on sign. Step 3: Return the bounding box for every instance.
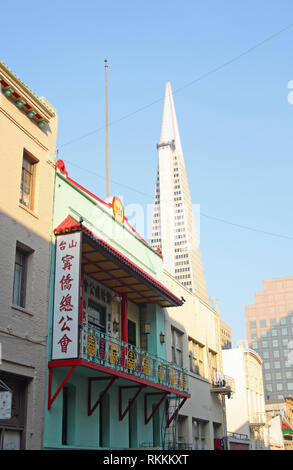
[52,232,81,360]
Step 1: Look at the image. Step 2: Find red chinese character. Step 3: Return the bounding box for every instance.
[59,294,73,312]
[69,239,77,248]
[60,274,73,291]
[58,315,73,331]
[62,254,74,271]
[59,240,66,251]
[58,334,72,353]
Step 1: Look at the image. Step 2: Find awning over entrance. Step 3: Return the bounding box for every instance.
[54,216,183,308]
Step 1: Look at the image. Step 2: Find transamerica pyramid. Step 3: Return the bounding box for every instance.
[150,82,208,301]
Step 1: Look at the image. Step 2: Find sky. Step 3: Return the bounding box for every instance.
[2,0,293,345]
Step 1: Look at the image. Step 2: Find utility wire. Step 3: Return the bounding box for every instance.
[63,159,293,242]
[57,21,293,151]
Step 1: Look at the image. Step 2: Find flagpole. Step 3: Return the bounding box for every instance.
[105,58,110,199]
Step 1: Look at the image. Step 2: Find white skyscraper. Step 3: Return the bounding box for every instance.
[150,82,208,301]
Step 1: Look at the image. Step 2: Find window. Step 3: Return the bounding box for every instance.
[265,373,271,380]
[286,371,293,379]
[274,361,281,369]
[271,329,278,337]
[19,151,37,210]
[270,319,277,326]
[263,351,269,359]
[87,299,106,331]
[280,318,287,325]
[273,350,280,358]
[275,372,282,380]
[272,340,279,347]
[262,341,268,348]
[264,362,270,370]
[260,320,267,327]
[251,332,257,339]
[128,320,136,347]
[189,339,205,377]
[250,321,257,329]
[252,342,258,349]
[261,330,267,338]
[282,328,288,336]
[12,244,32,308]
[193,420,207,450]
[171,328,183,367]
[266,384,272,392]
[287,383,293,390]
[208,349,217,379]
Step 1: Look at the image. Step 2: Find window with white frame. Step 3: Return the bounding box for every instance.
[171,327,184,367]
[189,338,205,377]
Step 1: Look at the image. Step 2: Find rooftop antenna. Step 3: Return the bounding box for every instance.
[104,58,110,199]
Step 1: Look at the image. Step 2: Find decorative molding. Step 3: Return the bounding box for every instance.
[0,106,49,151]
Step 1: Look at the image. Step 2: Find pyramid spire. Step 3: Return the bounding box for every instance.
[159,82,183,156]
[150,82,208,301]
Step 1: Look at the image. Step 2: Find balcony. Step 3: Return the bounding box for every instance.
[249,412,267,428]
[80,323,189,395]
[210,373,235,396]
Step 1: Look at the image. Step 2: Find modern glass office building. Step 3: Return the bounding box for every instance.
[245,277,293,402]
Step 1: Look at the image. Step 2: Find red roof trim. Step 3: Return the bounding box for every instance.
[55,160,159,252]
[48,359,190,398]
[54,215,81,233]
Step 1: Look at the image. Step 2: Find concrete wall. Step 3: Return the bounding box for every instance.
[163,270,224,449]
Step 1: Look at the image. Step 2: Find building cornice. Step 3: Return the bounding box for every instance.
[0,60,55,128]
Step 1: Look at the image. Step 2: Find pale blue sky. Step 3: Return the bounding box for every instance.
[3,0,293,344]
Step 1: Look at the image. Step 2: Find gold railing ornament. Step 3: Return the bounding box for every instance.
[143,356,151,375]
[109,343,118,364]
[158,363,164,381]
[182,373,187,389]
[127,349,136,370]
[170,368,177,385]
[86,333,97,357]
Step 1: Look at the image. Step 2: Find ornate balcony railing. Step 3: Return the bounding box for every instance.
[80,323,189,394]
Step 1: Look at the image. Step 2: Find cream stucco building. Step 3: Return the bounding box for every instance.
[0,61,57,449]
[163,271,233,450]
[222,343,269,450]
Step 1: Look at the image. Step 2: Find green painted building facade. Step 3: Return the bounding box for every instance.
[43,161,189,450]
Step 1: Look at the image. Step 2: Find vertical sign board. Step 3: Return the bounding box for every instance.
[52,231,81,360]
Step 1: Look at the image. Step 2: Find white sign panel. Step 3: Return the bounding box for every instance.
[0,391,12,419]
[52,232,81,360]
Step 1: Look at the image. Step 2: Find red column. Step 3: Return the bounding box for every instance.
[121,293,128,343]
